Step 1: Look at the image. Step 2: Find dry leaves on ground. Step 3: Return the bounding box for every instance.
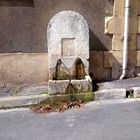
[30,100,84,114]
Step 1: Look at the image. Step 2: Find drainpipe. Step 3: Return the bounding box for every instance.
[119,0,130,80]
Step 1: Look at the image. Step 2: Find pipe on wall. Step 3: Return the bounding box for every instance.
[119,0,130,80]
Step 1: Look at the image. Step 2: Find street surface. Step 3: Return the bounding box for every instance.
[0,99,140,140]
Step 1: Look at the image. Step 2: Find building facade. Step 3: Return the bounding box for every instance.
[0,0,139,86]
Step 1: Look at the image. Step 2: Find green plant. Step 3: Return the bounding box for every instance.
[84,93,94,101]
[127,91,134,98]
[41,90,48,94]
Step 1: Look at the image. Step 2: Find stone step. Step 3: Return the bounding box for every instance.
[94,88,126,100]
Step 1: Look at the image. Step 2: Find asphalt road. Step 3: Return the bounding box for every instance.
[0,99,140,140]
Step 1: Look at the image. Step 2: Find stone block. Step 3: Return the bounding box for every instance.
[129,18,139,34]
[136,51,140,66]
[129,0,140,17]
[128,51,137,66]
[104,51,137,68]
[89,51,111,81]
[42,93,94,104]
[94,88,126,100]
[48,80,92,95]
[105,17,123,34]
[112,34,137,51]
[0,53,48,85]
[128,34,137,51]
[61,38,76,57]
[138,17,140,33]
[104,51,123,68]
[112,63,122,80]
[105,17,139,35]
[126,64,135,78]
[137,35,140,50]
[113,0,125,16]
[112,34,124,51]
[132,87,140,98]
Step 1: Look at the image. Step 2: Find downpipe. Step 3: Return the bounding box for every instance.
[120,0,130,80]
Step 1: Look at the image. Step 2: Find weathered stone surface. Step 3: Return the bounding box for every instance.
[89,51,111,81]
[112,34,137,51]
[129,0,140,17]
[112,63,122,80]
[112,34,124,51]
[138,17,140,33]
[0,53,48,86]
[105,17,123,34]
[112,64,135,79]
[104,51,123,68]
[48,80,92,95]
[137,35,140,50]
[94,89,126,100]
[104,51,137,68]
[132,87,140,98]
[0,94,49,108]
[113,0,125,16]
[105,17,139,35]
[104,0,140,80]
[48,11,89,80]
[126,64,135,78]
[136,51,140,66]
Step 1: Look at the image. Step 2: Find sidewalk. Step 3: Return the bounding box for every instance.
[0,94,50,108]
[0,78,140,108]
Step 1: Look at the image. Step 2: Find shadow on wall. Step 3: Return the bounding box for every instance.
[89,28,109,51]
[0,0,34,7]
[108,0,114,5]
[89,50,137,82]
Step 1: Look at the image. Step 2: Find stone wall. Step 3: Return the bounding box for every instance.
[105,0,140,79]
[0,0,140,85]
[0,0,113,53]
[0,0,114,85]
[0,53,48,85]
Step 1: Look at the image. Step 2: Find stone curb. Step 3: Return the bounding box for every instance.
[132,87,140,98]
[0,92,94,108]
[94,88,126,101]
[2,87,140,108]
[0,94,50,108]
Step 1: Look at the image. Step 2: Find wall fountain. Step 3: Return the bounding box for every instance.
[48,11,92,95]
